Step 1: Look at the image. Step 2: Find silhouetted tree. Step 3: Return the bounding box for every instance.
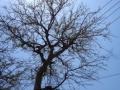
[0,0,109,90]
[0,46,23,90]
[0,31,33,90]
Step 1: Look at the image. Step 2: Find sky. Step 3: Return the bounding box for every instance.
[79,0,120,90]
[0,0,120,90]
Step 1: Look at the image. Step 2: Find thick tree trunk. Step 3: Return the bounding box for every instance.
[34,71,42,90]
[34,61,50,90]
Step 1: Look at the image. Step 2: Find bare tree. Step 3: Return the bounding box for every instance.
[0,53,21,90]
[0,43,22,90]
[0,0,109,90]
[0,29,34,90]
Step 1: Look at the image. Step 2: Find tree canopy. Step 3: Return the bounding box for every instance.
[0,0,109,90]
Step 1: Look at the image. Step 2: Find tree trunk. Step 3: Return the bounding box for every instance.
[34,71,42,90]
[34,61,50,90]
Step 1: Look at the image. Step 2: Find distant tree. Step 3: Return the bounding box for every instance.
[0,0,109,90]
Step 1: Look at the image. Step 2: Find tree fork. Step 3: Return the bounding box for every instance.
[34,64,47,90]
[34,60,51,90]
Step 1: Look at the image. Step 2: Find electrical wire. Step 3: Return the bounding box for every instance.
[99,73,120,80]
[100,0,120,18]
[94,0,120,26]
[99,6,120,23]
[109,15,120,25]
[100,0,114,11]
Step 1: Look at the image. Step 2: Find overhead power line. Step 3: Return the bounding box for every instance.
[100,0,120,18]
[99,73,120,80]
[95,0,120,25]
[99,6,120,24]
[109,15,120,25]
[101,0,114,11]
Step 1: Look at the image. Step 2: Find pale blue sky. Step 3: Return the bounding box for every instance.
[79,0,120,90]
[0,0,120,90]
